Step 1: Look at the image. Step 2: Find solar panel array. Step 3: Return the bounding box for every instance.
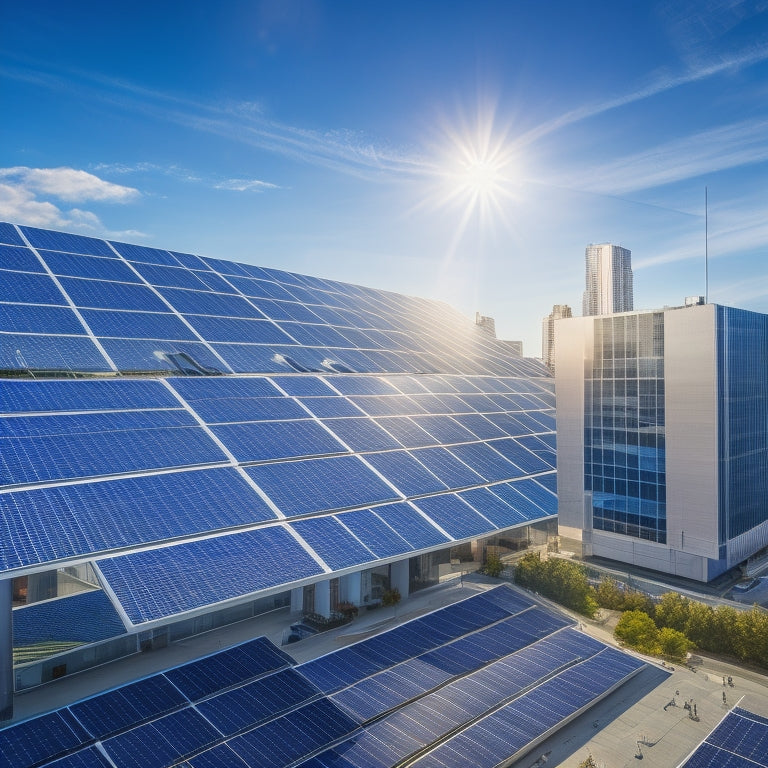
[1,223,556,628]
[680,706,768,768]
[0,223,545,378]
[0,586,645,768]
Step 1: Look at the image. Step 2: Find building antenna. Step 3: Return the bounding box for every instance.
[705,186,709,304]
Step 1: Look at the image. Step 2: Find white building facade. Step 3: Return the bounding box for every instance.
[555,303,768,582]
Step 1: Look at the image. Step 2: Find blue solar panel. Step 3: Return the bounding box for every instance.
[0,468,276,571]
[0,244,43,272]
[408,415,476,444]
[0,270,67,305]
[372,502,449,549]
[413,494,495,540]
[60,277,169,312]
[98,337,226,373]
[157,287,263,318]
[457,487,527,529]
[183,315,294,345]
[246,456,400,517]
[688,707,768,767]
[101,707,221,768]
[1,411,226,485]
[0,222,25,246]
[81,309,198,341]
[40,747,114,768]
[373,416,437,448]
[681,742,757,768]
[298,396,363,418]
[165,636,294,702]
[329,376,399,396]
[213,420,347,462]
[39,251,142,283]
[0,304,84,335]
[169,375,280,400]
[1,333,108,373]
[196,667,317,737]
[290,516,376,570]
[21,226,116,257]
[448,442,521,482]
[0,709,90,768]
[69,674,188,741]
[490,478,557,519]
[0,378,179,414]
[321,418,401,451]
[184,744,251,768]
[349,395,425,416]
[268,375,333,396]
[408,448,485,489]
[335,509,414,559]
[364,451,447,496]
[227,276,298,301]
[13,590,125,648]
[97,526,325,623]
[488,438,553,473]
[254,300,323,324]
[109,241,180,267]
[130,261,216,290]
[448,413,508,440]
[226,698,360,768]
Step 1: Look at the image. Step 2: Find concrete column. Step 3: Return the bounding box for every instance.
[339,572,362,606]
[0,578,13,721]
[290,587,303,615]
[390,559,409,600]
[314,580,331,618]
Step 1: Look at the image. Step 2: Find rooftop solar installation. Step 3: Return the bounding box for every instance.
[680,706,768,768]
[0,586,646,768]
[1,222,555,631]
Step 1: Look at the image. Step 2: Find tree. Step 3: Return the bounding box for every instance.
[484,552,503,578]
[658,627,693,661]
[595,578,625,610]
[655,592,690,633]
[684,600,715,649]
[381,587,401,609]
[614,610,660,655]
[733,606,768,665]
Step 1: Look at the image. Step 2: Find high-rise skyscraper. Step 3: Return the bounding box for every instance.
[582,244,633,316]
[541,304,572,371]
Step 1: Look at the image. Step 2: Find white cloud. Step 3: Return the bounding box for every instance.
[0,166,140,203]
[0,182,104,230]
[214,178,279,192]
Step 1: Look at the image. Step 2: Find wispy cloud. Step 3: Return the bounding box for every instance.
[1,60,428,181]
[519,45,768,146]
[214,178,279,192]
[553,117,768,196]
[0,166,145,238]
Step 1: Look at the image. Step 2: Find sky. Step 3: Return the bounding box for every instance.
[1,0,767,355]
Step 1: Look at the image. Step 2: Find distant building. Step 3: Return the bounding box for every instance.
[582,244,633,316]
[541,304,572,372]
[556,303,768,582]
[475,312,496,338]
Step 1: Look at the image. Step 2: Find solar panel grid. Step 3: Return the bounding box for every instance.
[290,516,376,570]
[412,494,496,540]
[334,509,413,559]
[0,710,90,768]
[68,675,186,742]
[363,451,447,497]
[298,396,363,418]
[0,270,68,305]
[38,747,113,768]
[408,447,485,489]
[182,315,294,345]
[246,455,400,517]
[320,418,401,452]
[226,697,360,768]
[195,667,319,738]
[0,244,43,273]
[0,304,84,336]
[184,743,251,768]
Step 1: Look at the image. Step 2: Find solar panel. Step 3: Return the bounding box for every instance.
[41,251,142,283]
[363,451,447,497]
[408,447,485,489]
[335,509,414,559]
[290,516,376,570]
[321,417,402,451]
[165,636,294,701]
[372,502,449,549]
[412,494,495,540]
[96,526,325,624]
[0,710,90,768]
[246,456,400,517]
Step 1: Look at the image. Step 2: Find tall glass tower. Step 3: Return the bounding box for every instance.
[582,244,633,316]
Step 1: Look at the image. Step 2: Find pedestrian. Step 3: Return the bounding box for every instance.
[723,691,727,704]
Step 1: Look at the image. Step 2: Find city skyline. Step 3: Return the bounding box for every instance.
[2,1,767,353]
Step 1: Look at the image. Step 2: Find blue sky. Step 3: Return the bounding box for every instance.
[1,0,767,354]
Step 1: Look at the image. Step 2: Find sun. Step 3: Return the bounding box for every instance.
[421,102,523,242]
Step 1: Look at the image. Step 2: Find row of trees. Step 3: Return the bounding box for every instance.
[512,552,768,668]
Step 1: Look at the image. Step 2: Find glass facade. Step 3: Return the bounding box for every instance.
[586,312,667,543]
[718,306,768,541]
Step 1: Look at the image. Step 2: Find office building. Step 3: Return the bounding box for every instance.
[582,244,633,316]
[541,304,572,372]
[475,312,496,337]
[556,303,768,581]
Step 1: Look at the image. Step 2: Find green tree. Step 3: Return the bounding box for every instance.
[615,610,660,655]
[711,605,740,657]
[484,552,503,578]
[684,600,715,649]
[595,577,624,610]
[733,607,768,665]
[655,592,691,633]
[381,587,401,609]
[621,589,656,617]
[658,627,693,661]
